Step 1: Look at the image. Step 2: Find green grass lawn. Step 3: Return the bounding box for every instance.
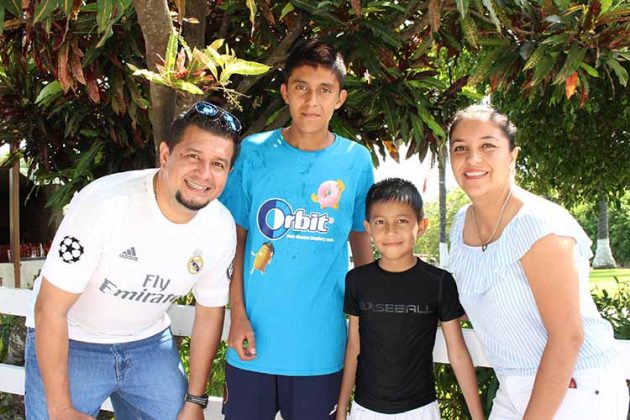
[589,268,630,295]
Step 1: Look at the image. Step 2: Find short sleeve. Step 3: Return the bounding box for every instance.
[351,148,375,232]
[220,144,251,229]
[41,185,109,294]
[344,270,360,316]
[498,203,594,266]
[192,217,237,307]
[438,271,465,322]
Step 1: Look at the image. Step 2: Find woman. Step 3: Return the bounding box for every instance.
[446,104,628,419]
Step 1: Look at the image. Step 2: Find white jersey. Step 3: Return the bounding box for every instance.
[26,169,236,344]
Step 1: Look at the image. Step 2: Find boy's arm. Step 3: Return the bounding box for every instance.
[442,319,485,420]
[336,315,360,420]
[227,225,256,360]
[178,304,225,419]
[349,231,373,267]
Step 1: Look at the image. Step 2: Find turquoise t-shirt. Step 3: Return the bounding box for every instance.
[220,129,374,375]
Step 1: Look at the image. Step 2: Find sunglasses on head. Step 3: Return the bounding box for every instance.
[187,101,242,135]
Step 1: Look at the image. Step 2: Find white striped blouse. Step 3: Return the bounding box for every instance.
[447,192,617,377]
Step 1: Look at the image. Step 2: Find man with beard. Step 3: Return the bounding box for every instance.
[24,102,241,420]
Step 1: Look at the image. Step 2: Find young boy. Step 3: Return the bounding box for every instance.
[336,178,484,420]
[220,39,374,419]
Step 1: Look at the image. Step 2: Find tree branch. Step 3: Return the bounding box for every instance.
[178,0,208,114]
[243,97,285,136]
[218,10,232,40]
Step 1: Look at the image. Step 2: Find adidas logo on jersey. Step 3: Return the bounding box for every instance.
[119,247,138,261]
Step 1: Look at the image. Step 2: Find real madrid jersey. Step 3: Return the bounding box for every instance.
[220,129,374,375]
[26,169,236,344]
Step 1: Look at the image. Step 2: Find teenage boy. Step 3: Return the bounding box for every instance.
[25,102,241,419]
[336,178,484,420]
[220,39,374,419]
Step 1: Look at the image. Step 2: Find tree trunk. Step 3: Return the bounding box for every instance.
[132,0,177,158]
[176,0,208,114]
[438,142,448,267]
[592,197,616,269]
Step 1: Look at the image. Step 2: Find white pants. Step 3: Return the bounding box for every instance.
[490,361,629,420]
[349,400,440,420]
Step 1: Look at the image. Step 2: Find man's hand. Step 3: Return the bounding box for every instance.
[177,402,205,420]
[227,314,256,360]
[50,406,95,420]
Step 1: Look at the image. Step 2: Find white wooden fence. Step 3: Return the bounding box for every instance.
[1,286,629,419]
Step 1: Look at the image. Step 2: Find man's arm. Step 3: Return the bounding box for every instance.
[349,231,373,268]
[335,315,360,420]
[178,304,225,419]
[34,278,94,420]
[442,319,484,420]
[226,225,256,360]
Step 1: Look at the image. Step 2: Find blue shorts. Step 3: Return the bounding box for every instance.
[25,327,187,419]
[222,363,343,420]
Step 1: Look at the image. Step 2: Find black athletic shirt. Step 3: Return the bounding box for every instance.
[344,258,465,414]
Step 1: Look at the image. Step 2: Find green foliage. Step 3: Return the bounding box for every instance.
[128,34,270,103]
[493,68,630,207]
[1,0,155,211]
[415,189,470,258]
[572,192,630,265]
[593,280,630,339]
[435,363,499,418]
[178,335,227,397]
[3,0,629,211]
[0,314,16,363]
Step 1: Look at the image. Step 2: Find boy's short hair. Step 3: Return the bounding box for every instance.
[283,39,346,87]
[366,178,425,221]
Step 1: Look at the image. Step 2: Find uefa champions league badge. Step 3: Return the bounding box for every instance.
[187,250,204,274]
[58,236,84,263]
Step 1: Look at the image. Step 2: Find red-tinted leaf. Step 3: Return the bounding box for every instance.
[565,71,578,99]
[351,0,361,17]
[175,48,186,73]
[376,47,396,69]
[405,140,419,159]
[489,72,500,92]
[383,140,399,163]
[578,85,589,108]
[84,67,101,103]
[70,37,83,57]
[57,41,74,93]
[69,38,85,85]
[260,0,275,24]
[428,0,441,33]
[442,76,469,98]
[69,51,85,85]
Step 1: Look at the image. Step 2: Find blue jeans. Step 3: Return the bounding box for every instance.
[24,327,187,419]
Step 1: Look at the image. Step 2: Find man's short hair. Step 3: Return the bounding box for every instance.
[166,104,241,166]
[283,39,346,87]
[366,178,425,221]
